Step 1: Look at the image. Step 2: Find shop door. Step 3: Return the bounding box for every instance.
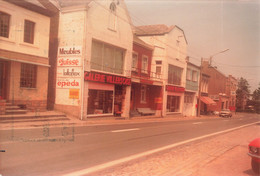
[0,61,7,99]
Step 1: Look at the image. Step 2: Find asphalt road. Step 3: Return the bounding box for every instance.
[0,114,259,176]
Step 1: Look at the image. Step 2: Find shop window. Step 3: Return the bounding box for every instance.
[24,20,35,44]
[167,95,180,112]
[0,11,10,38]
[132,52,138,71]
[141,55,148,74]
[20,63,37,88]
[168,64,183,85]
[91,40,124,74]
[141,85,146,103]
[192,70,198,82]
[87,89,113,115]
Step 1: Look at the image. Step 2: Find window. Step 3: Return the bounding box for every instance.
[155,60,162,78]
[184,93,193,103]
[186,69,191,80]
[108,2,117,31]
[168,64,183,85]
[192,70,198,82]
[87,90,113,115]
[132,53,138,71]
[167,95,180,112]
[20,63,37,88]
[24,20,35,44]
[91,40,124,74]
[0,11,10,38]
[141,55,148,73]
[141,85,147,103]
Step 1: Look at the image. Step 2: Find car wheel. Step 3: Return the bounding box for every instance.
[251,159,260,174]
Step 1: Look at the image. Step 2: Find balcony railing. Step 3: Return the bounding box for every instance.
[131,67,162,80]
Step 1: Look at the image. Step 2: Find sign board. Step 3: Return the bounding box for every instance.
[84,71,131,86]
[166,85,185,92]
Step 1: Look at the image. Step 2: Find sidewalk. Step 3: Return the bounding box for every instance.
[91,123,260,176]
[0,111,246,129]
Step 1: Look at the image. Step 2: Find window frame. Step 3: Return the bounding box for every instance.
[192,70,198,82]
[20,63,37,88]
[24,19,35,44]
[140,85,147,103]
[0,11,10,38]
[132,52,138,72]
[141,55,148,74]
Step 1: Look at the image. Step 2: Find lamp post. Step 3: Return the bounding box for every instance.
[197,49,229,117]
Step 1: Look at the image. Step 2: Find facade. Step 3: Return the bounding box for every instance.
[135,24,188,117]
[226,75,237,111]
[54,0,133,119]
[183,61,200,116]
[0,0,56,112]
[201,60,234,112]
[130,35,163,116]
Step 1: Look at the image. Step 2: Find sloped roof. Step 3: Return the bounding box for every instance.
[133,35,154,50]
[58,0,92,7]
[135,24,175,36]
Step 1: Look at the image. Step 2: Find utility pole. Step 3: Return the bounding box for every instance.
[197,58,203,117]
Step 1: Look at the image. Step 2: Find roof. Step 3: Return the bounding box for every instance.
[58,0,92,7]
[187,61,200,69]
[134,24,175,36]
[133,35,154,50]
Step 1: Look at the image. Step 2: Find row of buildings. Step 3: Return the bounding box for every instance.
[0,0,237,119]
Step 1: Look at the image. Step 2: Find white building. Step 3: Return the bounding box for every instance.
[54,0,133,119]
[135,24,188,117]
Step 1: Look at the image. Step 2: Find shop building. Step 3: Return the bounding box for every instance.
[54,0,133,119]
[0,0,56,112]
[226,75,237,111]
[135,24,188,116]
[183,62,200,117]
[130,35,163,117]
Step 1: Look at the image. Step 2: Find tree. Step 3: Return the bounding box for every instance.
[252,84,260,101]
[236,77,250,111]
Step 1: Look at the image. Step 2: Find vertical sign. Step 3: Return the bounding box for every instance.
[56,46,82,106]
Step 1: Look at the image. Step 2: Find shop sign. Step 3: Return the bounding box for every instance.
[58,46,82,56]
[140,79,153,85]
[57,67,81,77]
[69,89,80,99]
[56,78,81,89]
[57,57,82,67]
[166,85,185,92]
[84,71,131,86]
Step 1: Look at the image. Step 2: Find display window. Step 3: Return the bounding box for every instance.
[87,89,113,115]
[167,95,180,112]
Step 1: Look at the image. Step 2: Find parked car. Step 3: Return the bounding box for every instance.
[219,109,232,117]
[248,138,260,174]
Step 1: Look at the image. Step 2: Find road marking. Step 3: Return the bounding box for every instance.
[63,121,260,176]
[111,128,140,133]
[192,122,203,125]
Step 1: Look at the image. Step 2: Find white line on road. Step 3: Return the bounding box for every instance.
[192,122,203,125]
[63,121,260,176]
[111,128,140,133]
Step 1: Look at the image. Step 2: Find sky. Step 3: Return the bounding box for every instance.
[124,0,260,92]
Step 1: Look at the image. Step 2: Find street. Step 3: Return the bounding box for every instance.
[0,113,259,176]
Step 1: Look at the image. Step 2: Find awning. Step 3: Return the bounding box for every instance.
[200,96,216,105]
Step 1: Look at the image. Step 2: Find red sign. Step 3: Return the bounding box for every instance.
[84,71,131,86]
[166,85,185,92]
[140,79,153,85]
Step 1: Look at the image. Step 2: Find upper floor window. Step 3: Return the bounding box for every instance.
[20,63,37,88]
[192,70,198,82]
[168,64,183,85]
[132,52,138,71]
[186,68,191,80]
[108,2,117,31]
[91,40,124,74]
[0,11,10,38]
[141,55,148,74]
[155,60,162,78]
[24,20,35,44]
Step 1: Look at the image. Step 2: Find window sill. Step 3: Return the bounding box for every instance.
[19,42,39,49]
[0,36,16,44]
[20,87,37,90]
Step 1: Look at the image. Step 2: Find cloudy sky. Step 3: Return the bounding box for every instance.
[124,0,259,92]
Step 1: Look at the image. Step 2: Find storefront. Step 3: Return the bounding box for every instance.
[84,71,131,117]
[166,85,185,113]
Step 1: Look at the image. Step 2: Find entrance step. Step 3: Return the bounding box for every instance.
[6,105,21,110]
[5,109,27,115]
